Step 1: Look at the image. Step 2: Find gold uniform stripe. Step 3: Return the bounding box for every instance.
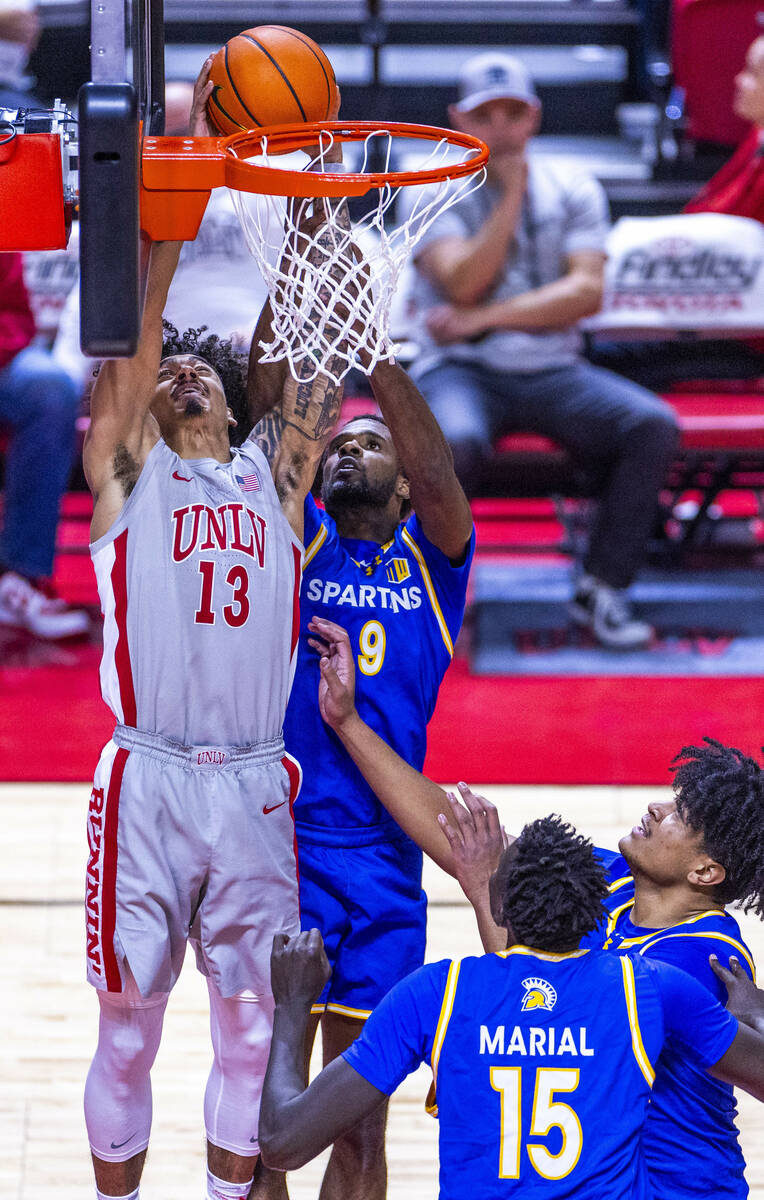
[637,932,756,981]
[324,1001,373,1020]
[608,874,633,893]
[497,946,591,962]
[401,528,454,657]
[430,960,461,1093]
[620,956,655,1087]
[303,523,328,568]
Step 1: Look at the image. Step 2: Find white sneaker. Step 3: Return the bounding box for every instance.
[0,571,89,639]
[569,574,653,650]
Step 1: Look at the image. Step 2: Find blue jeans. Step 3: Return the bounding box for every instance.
[0,345,80,578]
[416,359,680,589]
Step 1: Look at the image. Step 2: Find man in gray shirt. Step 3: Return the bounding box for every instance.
[407,52,680,649]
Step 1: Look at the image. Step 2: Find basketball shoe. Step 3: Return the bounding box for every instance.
[0,571,89,639]
[569,573,653,650]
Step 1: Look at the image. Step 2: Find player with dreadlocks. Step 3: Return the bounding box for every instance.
[256,812,764,1199]
[299,618,764,1200]
[80,57,350,1200]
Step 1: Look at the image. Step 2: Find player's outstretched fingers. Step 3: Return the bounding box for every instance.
[190,53,217,137]
[457,781,491,817]
[447,788,478,834]
[710,954,743,988]
[439,802,465,849]
[309,615,350,644]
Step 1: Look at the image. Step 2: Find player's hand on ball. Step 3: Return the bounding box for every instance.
[271,930,331,1006]
[710,955,764,1033]
[308,616,356,729]
[190,53,218,137]
[438,782,509,905]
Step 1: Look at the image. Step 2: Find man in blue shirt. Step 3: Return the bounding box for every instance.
[304,621,764,1198]
[257,815,764,1198]
[279,357,473,1198]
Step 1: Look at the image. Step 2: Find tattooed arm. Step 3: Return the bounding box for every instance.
[84,239,182,542]
[247,195,352,542]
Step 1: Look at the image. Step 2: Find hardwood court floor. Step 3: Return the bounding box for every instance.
[1,783,762,1199]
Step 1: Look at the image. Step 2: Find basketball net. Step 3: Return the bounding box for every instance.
[229,128,487,385]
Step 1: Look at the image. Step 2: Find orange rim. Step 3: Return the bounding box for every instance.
[142,121,488,199]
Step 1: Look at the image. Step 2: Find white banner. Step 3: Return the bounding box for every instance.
[584,213,764,336]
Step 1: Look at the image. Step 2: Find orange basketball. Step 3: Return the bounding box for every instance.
[207,25,337,136]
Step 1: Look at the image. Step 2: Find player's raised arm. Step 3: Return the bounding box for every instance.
[310,615,507,889]
[259,931,386,1170]
[709,1022,764,1101]
[83,239,182,535]
[83,59,215,539]
[365,358,473,559]
[711,955,764,1036]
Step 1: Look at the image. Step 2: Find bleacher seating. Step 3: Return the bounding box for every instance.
[480,390,764,555]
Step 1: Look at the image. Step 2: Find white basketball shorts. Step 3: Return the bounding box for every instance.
[85,724,301,998]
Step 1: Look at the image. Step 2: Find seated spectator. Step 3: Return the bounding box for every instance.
[0,252,87,638]
[404,53,679,650]
[0,1,41,109]
[589,34,764,387]
[685,35,764,221]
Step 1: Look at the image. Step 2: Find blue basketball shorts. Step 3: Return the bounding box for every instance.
[296,830,427,1018]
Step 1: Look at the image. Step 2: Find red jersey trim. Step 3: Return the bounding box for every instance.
[102,746,129,992]
[290,543,302,659]
[281,752,303,903]
[111,529,137,726]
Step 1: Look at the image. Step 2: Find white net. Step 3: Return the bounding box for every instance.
[229,129,486,385]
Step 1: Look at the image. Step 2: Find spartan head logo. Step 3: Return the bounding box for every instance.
[521,976,557,1012]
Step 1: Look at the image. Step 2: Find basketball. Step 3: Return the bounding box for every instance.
[207,25,337,136]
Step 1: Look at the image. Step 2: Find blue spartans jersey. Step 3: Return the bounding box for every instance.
[284,495,474,840]
[343,947,738,1200]
[582,850,756,1200]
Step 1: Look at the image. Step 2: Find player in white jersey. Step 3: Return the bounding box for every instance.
[81,61,346,1200]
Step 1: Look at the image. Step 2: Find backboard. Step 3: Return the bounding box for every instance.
[79,0,165,356]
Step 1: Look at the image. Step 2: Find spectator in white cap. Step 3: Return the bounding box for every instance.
[402,51,680,650]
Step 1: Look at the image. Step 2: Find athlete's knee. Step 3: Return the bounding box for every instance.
[205,984,275,1155]
[209,988,275,1074]
[93,978,168,1082]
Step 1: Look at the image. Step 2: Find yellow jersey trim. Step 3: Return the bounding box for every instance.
[497,946,591,962]
[637,932,756,981]
[303,523,328,569]
[620,956,655,1087]
[401,528,454,658]
[608,874,633,894]
[606,902,740,950]
[430,959,461,1094]
[324,1001,373,1020]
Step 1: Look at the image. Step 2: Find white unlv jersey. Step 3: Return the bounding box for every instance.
[91,436,303,746]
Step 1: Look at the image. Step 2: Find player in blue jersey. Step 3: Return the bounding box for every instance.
[304,621,764,1198]
[275,358,473,1198]
[257,815,764,1199]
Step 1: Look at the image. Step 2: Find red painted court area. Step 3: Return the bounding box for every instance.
[0,494,761,784]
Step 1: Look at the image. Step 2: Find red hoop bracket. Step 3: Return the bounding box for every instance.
[0,133,67,250]
[140,121,488,242]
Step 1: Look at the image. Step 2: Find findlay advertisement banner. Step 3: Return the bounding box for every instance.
[584,213,764,335]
